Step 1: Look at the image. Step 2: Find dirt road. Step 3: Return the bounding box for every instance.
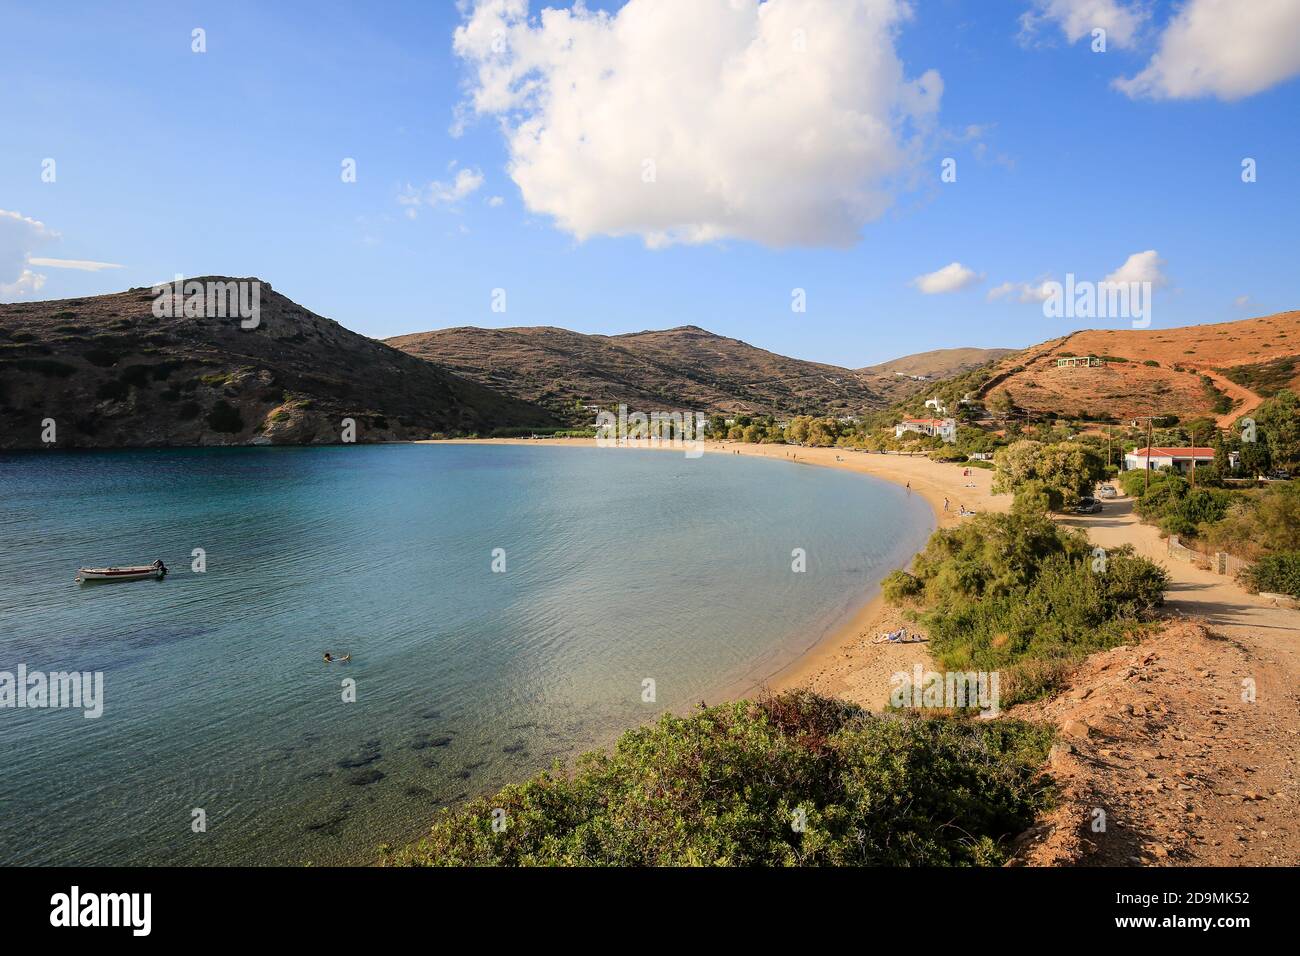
[1016,496,1300,865]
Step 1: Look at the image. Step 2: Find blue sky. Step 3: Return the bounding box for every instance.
[2,0,1297,366]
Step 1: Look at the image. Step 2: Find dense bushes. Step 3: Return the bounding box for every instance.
[1241,552,1300,598]
[1202,482,1300,560]
[384,690,1054,867]
[882,569,923,602]
[1129,472,1232,536]
[886,513,1167,704]
[1124,470,1299,560]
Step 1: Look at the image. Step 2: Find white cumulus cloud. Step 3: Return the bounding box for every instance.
[912,262,982,294]
[1019,0,1148,49]
[1104,249,1168,287]
[452,0,942,248]
[1115,0,1300,100]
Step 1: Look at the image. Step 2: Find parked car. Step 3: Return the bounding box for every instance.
[1073,497,1103,514]
[1267,470,1291,481]
[1097,485,1118,498]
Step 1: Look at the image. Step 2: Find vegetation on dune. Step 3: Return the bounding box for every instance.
[883,513,1167,705]
[383,690,1054,867]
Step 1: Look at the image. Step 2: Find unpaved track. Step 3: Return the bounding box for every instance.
[1017,496,1300,865]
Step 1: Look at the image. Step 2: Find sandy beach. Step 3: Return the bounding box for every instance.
[436,438,1009,710]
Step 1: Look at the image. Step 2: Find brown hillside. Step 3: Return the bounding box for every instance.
[861,346,1014,380]
[387,324,895,423]
[975,311,1300,424]
[0,280,556,450]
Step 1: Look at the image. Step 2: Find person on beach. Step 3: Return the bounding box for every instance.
[906,482,911,492]
[943,497,949,512]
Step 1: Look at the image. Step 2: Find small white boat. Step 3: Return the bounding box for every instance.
[76,560,168,584]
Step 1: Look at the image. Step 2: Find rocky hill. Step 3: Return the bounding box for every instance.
[387,324,942,423]
[0,279,556,449]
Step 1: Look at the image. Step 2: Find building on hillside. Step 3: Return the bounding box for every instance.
[894,417,957,443]
[1123,446,1216,473]
[924,397,948,415]
[1056,355,1104,368]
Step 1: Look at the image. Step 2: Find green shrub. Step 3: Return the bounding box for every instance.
[1202,482,1300,560]
[1130,472,1231,536]
[206,399,244,433]
[882,569,923,602]
[383,691,1054,867]
[1241,552,1300,598]
[886,513,1166,706]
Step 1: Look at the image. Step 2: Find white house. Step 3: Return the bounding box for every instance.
[895,417,957,443]
[923,397,948,415]
[1123,446,1215,473]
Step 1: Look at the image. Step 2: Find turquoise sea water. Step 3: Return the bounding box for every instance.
[0,444,932,865]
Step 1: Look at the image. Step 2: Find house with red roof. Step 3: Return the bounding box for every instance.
[1123,446,1216,473]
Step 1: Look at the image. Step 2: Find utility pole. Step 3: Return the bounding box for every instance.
[1145,417,1155,494]
[1133,416,1157,496]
